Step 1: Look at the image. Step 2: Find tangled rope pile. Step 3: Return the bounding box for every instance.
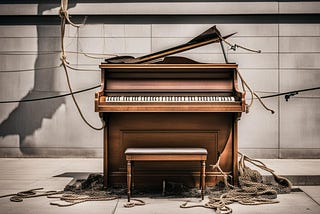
[0,174,119,207]
[180,152,292,213]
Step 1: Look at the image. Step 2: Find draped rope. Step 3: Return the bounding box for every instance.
[218,34,275,114]
[59,0,105,130]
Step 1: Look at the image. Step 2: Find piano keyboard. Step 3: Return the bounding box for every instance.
[105,96,235,102]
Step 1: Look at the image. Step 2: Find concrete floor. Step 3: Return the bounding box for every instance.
[0,158,319,214]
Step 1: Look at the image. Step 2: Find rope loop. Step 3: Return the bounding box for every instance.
[123,199,146,208]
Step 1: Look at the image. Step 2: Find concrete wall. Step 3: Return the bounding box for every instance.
[0,1,319,158]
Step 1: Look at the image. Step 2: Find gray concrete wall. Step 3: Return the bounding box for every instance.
[0,2,319,158]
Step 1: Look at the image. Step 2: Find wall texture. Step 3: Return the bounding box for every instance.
[0,1,319,158]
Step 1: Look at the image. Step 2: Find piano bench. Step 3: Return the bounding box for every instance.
[125,148,207,202]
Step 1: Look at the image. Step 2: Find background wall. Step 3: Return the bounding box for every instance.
[0,1,319,158]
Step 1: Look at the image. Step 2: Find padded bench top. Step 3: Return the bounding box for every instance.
[125,148,208,155]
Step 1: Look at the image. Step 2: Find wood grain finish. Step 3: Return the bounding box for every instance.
[95,62,245,189]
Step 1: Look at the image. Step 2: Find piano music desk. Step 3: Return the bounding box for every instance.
[125,148,207,201]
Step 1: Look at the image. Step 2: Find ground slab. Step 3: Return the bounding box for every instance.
[0,158,319,214]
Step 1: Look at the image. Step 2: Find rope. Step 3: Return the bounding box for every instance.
[219,35,261,54]
[216,33,274,114]
[59,0,105,130]
[180,152,291,213]
[237,69,275,114]
[48,192,119,207]
[0,85,100,104]
[123,199,146,208]
[0,188,64,202]
[0,188,119,207]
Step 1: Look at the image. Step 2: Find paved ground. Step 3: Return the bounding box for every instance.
[0,158,319,214]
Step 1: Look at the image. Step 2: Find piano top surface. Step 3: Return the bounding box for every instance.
[99,63,238,71]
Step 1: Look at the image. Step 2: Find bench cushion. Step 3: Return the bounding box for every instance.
[125,148,207,155]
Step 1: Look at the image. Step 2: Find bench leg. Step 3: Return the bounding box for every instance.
[200,160,206,200]
[127,160,132,202]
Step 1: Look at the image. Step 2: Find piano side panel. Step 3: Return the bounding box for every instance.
[105,112,236,188]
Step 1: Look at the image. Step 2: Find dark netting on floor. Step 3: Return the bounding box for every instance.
[0,153,292,211]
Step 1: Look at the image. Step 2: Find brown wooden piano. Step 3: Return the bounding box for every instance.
[95,26,246,189]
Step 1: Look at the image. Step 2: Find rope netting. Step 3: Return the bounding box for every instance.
[180,152,292,213]
[0,153,292,212]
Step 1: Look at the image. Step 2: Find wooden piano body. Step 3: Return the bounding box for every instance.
[95,60,245,189]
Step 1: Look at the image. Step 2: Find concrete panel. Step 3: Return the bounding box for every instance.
[152,24,278,37]
[0,73,34,101]
[280,149,320,159]
[0,4,38,15]
[239,69,278,93]
[36,25,63,37]
[280,69,320,96]
[77,37,104,54]
[0,55,37,72]
[239,148,278,159]
[65,68,100,91]
[78,24,104,38]
[280,24,320,37]
[280,53,320,69]
[0,25,63,38]
[124,25,151,37]
[72,54,104,66]
[104,37,151,54]
[62,2,278,15]
[0,26,37,37]
[280,37,320,53]
[0,38,38,52]
[228,53,278,69]
[280,2,320,14]
[104,24,153,38]
[280,98,320,149]
[238,93,279,149]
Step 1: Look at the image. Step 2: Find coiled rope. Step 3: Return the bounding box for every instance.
[180,152,292,213]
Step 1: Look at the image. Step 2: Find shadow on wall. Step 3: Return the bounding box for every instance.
[0,3,76,155]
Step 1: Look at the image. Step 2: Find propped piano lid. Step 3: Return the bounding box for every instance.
[104,26,236,64]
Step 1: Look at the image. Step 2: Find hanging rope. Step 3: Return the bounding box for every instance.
[219,35,261,54]
[217,34,275,114]
[59,0,105,130]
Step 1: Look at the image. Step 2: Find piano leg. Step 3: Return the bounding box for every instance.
[127,160,132,202]
[200,160,206,200]
[103,115,109,188]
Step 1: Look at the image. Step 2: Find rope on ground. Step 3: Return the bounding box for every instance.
[123,199,146,208]
[48,192,119,207]
[0,188,64,202]
[180,153,292,213]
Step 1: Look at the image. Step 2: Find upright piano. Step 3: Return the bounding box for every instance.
[95,26,246,189]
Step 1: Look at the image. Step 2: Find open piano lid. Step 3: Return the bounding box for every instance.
[104,26,236,64]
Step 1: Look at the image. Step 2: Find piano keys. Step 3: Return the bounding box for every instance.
[105,96,236,102]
